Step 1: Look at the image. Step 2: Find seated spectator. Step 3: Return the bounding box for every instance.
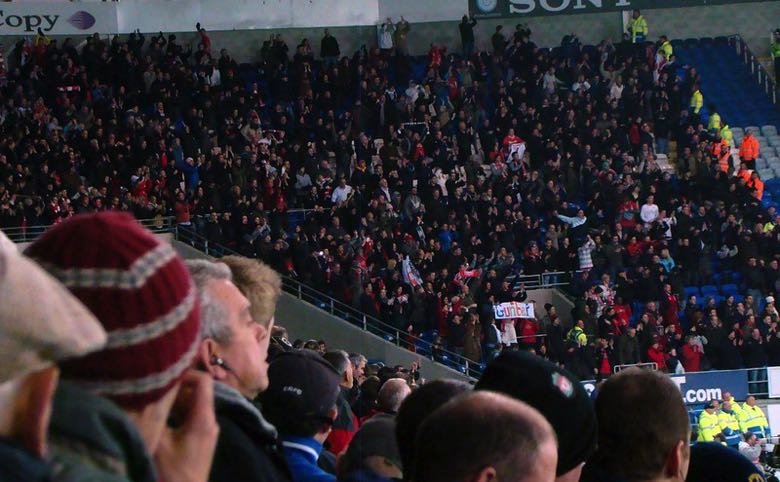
[262,350,341,482]
[186,259,291,482]
[27,212,217,482]
[0,232,106,482]
[581,369,690,482]
[476,351,597,482]
[412,391,558,482]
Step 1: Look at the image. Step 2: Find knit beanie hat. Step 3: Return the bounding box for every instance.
[475,351,597,477]
[26,212,200,409]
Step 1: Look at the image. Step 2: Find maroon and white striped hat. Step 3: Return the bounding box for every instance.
[26,212,200,409]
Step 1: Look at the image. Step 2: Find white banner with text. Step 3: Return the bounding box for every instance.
[493,302,535,319]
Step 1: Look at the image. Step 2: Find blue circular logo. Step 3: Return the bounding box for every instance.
[477,0,498,13]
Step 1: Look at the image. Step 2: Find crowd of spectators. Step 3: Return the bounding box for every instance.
[1,213,770,482]
[0,15,778,382]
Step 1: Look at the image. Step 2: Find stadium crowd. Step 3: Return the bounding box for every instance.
[0,212,772,482]
[1,11,780,382]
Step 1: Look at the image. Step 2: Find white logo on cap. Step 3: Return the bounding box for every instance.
[282,385,303,396]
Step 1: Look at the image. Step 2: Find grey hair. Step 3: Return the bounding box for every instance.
[378,378,411,413]
[186,260,234,344]
[349,353,367,369]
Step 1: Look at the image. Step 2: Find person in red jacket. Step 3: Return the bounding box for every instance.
[519,317,539,349]
[681,336,703,373]
[660,283,681,332]
[646,339,668,372]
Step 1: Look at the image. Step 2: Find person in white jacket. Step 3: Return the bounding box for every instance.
[378,18,395,53]
[640,195,659,225]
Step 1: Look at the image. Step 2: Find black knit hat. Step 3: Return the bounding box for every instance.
[687,442,765,482]
[263,349,341,423]
[475,351,597,476]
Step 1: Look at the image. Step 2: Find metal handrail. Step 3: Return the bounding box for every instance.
[172,224,487,379]
[1,216,176,243]
[729,34,778,106]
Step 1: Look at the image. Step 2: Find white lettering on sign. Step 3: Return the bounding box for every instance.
[508,0,535,13]
[670,376,723,403]
[574,0,603,9]
[509,0,629,14]
[539,0,570,11]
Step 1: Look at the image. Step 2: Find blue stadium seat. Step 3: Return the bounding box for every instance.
[684,286,701,298]
[701,285,718,297]
[721,283,739,296]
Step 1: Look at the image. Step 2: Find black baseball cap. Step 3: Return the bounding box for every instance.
[262,349,341,423]
[475,351,597,476]
[687,442,765,482]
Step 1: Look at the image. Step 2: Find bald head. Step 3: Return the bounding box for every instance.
[378,378,411,414]
[412,391,557,482]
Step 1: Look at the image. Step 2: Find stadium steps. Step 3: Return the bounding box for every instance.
[674,37,780,131]
[673,38,780,181]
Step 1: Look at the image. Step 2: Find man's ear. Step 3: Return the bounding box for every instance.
[14,366,59,457]
[663,439,689,481]
[198,339,227,381]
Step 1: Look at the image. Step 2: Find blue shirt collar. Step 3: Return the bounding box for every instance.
[281,435,323,462]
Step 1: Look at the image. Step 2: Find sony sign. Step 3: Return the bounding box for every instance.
[508,0,631,14]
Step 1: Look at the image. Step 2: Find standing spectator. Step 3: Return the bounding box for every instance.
[744,328,768,369]
[681,336,703,372]
[262,351,341,482]
[491,25,506,54]
[378,18,395,57]
[323,351,359,455]
[463,313,483,363]
[320,29,340,68]
[618,327,641,365]
[28,213,218,482]
[459,15,477,58]
[629,9,648,43]
[394,17,410,56]
[187,260,292,482]
[772,29,780,84]
[640,195,659,226]
[0,233,106,482]
[578,235,596,271]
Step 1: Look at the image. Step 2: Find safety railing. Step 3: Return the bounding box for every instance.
[506,270,584,289]
[173,224,488,379]
[1,216,175,243]
[730,34,778,106]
